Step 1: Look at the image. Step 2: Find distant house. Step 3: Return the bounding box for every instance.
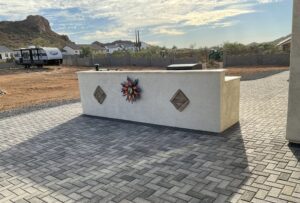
[0,46,13,60]
[141,42,150,49]
[104,41,150,54]
[65,40,150,55]
[90,43,107,54]
[120,44,135,52]
[277,36,291,52]
[121,42,150,51]
[105,44,123,54]
[62,43,81,55]
[79,41,107,55]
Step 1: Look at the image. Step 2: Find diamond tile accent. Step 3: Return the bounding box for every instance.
[94,86,106,104]
[170,89,190,112]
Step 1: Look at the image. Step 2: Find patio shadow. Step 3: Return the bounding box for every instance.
[288,143,300,161]
[0,115,250,202]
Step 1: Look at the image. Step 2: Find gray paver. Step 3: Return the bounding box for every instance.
[0,71,300,202]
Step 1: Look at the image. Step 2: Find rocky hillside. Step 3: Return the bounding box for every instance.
[0,15,72,49]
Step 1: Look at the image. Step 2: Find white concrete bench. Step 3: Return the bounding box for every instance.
[77,69,240,133]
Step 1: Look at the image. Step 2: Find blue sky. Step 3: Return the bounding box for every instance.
[0,0,293,48]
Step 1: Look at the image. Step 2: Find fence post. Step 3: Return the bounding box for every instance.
[128,53,131,66]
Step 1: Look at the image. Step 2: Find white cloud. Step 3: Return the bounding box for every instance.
[212,20,239,28]
[0,0,283,42]
[146,41,161,46]
[183,8,254,26]
[152,27,185,36]
[81,30,129,41]
[257,0,280,3]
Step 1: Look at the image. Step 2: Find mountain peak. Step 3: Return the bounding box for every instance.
[0,15,72,48]
[92,41,104,46]
[24,15,51,33]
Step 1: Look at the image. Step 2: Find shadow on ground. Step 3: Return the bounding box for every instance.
[289,143,300,161]
[0,116,250,202]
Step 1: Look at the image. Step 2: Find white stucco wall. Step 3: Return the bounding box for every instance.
[286,0,300,143]
[0,52,13,60]
[77,70,240,133]
[106,47,122,54]
[63,46,81,55]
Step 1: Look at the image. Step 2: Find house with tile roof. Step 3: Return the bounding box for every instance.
[78,41,107,55]
[277,35,291,52]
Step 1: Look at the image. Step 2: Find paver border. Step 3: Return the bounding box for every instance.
[0,99,80,120]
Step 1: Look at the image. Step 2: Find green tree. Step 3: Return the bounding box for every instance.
[81,47,92,57]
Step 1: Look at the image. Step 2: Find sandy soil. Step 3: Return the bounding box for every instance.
[225,66,289,76]
[0,66,92,111]
[0,65,289,112]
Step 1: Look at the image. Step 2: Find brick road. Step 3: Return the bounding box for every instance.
[0,71,299,203]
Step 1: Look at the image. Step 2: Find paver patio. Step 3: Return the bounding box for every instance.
[0,71,299,203]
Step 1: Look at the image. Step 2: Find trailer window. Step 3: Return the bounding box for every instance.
[22,52,30,59]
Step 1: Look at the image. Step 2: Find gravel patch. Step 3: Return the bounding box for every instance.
[0,99,80,120]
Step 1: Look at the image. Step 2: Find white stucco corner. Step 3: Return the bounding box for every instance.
[286,0,300,143]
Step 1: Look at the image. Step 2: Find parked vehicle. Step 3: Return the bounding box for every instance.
[14,47,63,68]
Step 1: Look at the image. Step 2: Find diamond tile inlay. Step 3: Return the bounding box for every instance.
[170,89,190,112]
[94,86,106,104]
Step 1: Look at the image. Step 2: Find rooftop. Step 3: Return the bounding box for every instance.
[0,45,12,53]
[65,43,81,50]
[277,36,292,46]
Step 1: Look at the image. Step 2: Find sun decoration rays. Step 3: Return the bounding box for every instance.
[121,77,141,103]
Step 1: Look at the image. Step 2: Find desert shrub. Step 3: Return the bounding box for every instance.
[223,42,282,55]
[81,47,92,57]
[6,58,15,63]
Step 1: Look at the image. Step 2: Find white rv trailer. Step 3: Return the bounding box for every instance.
[14,47,63,68]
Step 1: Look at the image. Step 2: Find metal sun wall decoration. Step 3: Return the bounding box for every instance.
[121,77,141,103]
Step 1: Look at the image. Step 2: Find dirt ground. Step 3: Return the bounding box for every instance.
[0,66,92,111]
[0,65,289,112]
[225,66,289,76]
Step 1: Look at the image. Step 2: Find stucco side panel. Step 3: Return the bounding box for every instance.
[220,77,240,132]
